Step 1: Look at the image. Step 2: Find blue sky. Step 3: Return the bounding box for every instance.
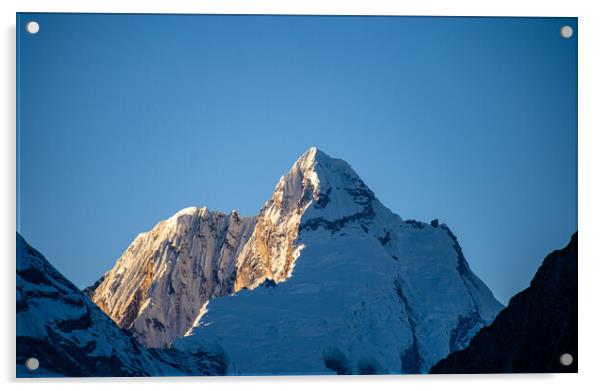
[17,14,577,304]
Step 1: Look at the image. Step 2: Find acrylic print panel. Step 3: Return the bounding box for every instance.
[16,13,577,377]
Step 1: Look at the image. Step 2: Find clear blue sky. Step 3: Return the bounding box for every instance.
[17,14,577,304]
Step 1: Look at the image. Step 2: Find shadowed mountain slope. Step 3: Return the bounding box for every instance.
[430,233,577,374]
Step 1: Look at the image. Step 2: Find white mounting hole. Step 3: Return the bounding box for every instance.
[26,21,40,34]
[559,353,573,366]
[560,25,573,39]
[25,357,39,371]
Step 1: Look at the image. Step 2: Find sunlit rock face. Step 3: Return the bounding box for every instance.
[233,147,321,291]
[89,208,256,348]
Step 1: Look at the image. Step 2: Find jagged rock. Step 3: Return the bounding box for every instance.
[88,208,256,347]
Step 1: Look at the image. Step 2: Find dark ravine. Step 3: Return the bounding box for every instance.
[430,232,577,374]
[394,279,423,373]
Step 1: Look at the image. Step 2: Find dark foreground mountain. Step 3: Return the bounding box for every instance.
[430,233,577,374]
[16,233,226,377]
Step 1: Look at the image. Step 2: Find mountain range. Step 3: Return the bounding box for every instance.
[86,147,502,374]
[17,147,576,376]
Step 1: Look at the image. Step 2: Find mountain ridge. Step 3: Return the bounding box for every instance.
[88,207,257,347]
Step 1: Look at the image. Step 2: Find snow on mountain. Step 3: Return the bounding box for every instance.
[86,147,502,374]
[172,147,503,374]
[89,208,256,348]
[16,233,226,377]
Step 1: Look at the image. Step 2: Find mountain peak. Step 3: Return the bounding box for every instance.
[177,150,503,375]
[292,147,334,174]
[299,146,320,158]
[286,147,368,204]
[290,147,320,178]
[301,145,318,157]
[233,149,380,290]
[170,206,206,219]
[89,148,502,366]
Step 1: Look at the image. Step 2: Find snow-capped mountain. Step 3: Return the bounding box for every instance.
[173,147,503,374]
[16,233,226,377]
[89,147,503,374]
